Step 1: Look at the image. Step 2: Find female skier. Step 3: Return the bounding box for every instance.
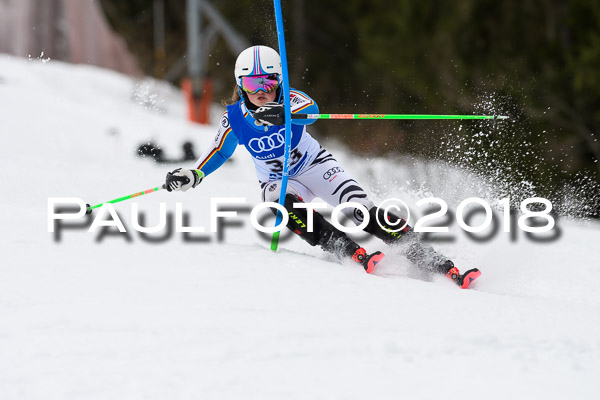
[165,45,480,288]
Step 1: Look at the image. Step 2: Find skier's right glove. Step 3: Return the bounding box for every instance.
[165,168,204,192]
[254,102,285,126]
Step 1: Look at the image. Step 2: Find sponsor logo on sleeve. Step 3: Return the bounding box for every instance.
[221,115,230,128]
[214,131,222,145]
[323,166,344,181]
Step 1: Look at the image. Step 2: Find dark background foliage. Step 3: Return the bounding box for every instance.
[100,0,600,216]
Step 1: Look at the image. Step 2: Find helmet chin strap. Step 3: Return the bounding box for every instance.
[238,88,258,113]
[275,85,283,104]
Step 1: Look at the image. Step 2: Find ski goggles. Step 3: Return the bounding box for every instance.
[240,74,279,94]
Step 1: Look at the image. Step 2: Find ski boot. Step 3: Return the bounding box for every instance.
[446,267,481,289]
[279,194,385,274]
[352,248,385,274]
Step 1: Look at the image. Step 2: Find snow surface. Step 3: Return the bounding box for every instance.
[1,55,599,399]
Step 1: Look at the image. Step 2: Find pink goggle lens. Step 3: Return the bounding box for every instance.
[240,74,279,94]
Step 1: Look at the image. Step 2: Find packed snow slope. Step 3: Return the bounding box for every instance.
[1,55,599,400]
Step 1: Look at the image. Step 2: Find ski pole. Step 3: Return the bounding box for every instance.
[86,184,166,214]
[271,0,292,252]
[291,113,509,120]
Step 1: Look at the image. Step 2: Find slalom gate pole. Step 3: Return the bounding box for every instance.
[291,113,509,120]
[271,0,292,251]
[86,184,166,214]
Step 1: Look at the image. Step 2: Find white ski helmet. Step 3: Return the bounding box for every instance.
[234,45,282,87]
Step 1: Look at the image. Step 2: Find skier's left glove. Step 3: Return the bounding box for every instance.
[165,168,204,192]
[254,102,285,126]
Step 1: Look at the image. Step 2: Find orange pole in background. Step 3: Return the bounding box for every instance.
[182,77,212,124]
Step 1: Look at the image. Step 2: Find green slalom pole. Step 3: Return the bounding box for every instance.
[292,113,509,120]
[86,184,166,214]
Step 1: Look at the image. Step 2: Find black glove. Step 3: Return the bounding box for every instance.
[254,102,285,126]
[165,168,204,192]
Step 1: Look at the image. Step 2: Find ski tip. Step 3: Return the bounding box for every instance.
[460,268,481,289]
[365,251,385,274]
